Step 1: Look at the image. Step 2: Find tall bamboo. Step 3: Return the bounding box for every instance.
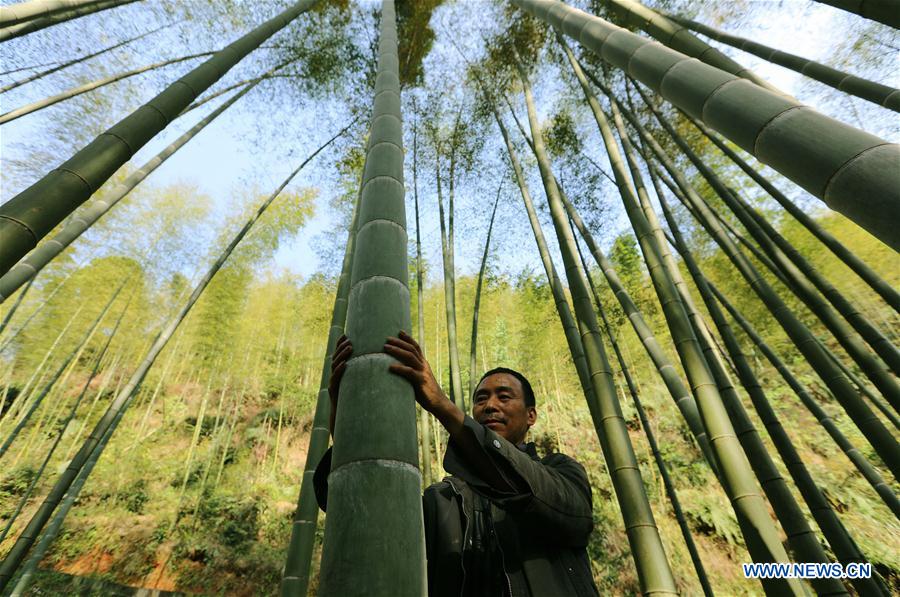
[316,1,426,593]
[0,51,214,125]
[683,114,900,311]
[605,85,846,590]
[558,39,797,593]
[516,57,678,595]
[511,0,900,251]
[601,0,779,92]
[0,121,349,590]
[812,0,900,29]
[411,106,433,489]
[667,13,899,111]
[657,182,884,596]
[0,0,139,41]
[0,0,320,274]
[280,164,362,596]
[616,94,900,480]
[0,0,122,27]
[0,22,171,94]
[468,183,501,397]
[705,280,900,518]
[572,222,714,597]
[634,85,900,400]
[0,277,34,334]
[0,272,71,351]
[0,79,266,300]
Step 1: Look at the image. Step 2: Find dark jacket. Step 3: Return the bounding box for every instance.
[314,416,599,597]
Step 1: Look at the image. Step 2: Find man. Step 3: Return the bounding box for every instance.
[315,331,599,596]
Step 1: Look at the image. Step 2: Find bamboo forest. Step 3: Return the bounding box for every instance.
[0,0,898,594]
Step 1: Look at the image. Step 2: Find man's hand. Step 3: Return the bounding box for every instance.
[328,334,352,437]
[385,331,464,435]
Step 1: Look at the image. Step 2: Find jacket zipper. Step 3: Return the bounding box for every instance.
[447,481,470,597]
[488,508,514,597]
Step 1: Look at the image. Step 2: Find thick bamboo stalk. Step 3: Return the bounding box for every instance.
[0,51,213,124]
[0,22,171,94]
[316,1,426,593]
[812,0,900,29]
[0,121,348,590]
[0,80,263,301]
[705,280,900,518]
[634,85,900,401]
[559,41,797,592]
[511,0,900,251]
[683,115,900,312]
[601,0,780,92]
[280,164,362,596]
[0,0,139,41]
[1,0,117,27]
[667,13,899,110]
[0,0,319,274]
[468,183,501,397]
[658,185,884,596]
[573,223,715,597]
[622,99,900,480]
[517,57,678,595]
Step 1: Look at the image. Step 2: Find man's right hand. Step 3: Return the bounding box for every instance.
[328,334,352,437]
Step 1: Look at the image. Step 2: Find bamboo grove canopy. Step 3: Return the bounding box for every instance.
[0,0,898,595]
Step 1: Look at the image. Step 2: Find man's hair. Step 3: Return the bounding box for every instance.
[476,367,536,408]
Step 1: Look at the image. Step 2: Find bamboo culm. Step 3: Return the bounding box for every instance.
[511,0,900,251]
[610,84,900,481]
[316,1,427,593]
[0,0,140,42]
[0,80,265,301]
[633,83,900,402]
[666,12,900,110]
[0,0,320,274]
[683,115,900,312]
[468,183,501,397]
[559,39,797,594]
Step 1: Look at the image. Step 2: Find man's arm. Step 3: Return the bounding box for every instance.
[443,416,594,548]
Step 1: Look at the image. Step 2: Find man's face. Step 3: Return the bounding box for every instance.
[472,372,537,445]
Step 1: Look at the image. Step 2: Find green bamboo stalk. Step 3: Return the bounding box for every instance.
[412,104,433,489]
[812,0,900,29]
[0,79,265,300]
[0,120,348,590]
[606,87,844,591]
[682,115,900,312]
[819,340,900,429]
[611,84,900,480]
[1,0,118,27]
[0,0,320,275]
[511,0,900,251]
[634,84,900,401]
[666,13,899,111]
[468,182,501,397]
[558,40,798,592]
[0,22,173,94]
[0,0,139,41]
[601,0,780,92]
[658,183,884,596]
[516,56,678,595]
[572,222,715,597]
[0,272,71,349]
[435,145,465,410]
[705,280,900,518]
[0,51,214,125]
[279,163,362,597]
[316,1,425,593]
